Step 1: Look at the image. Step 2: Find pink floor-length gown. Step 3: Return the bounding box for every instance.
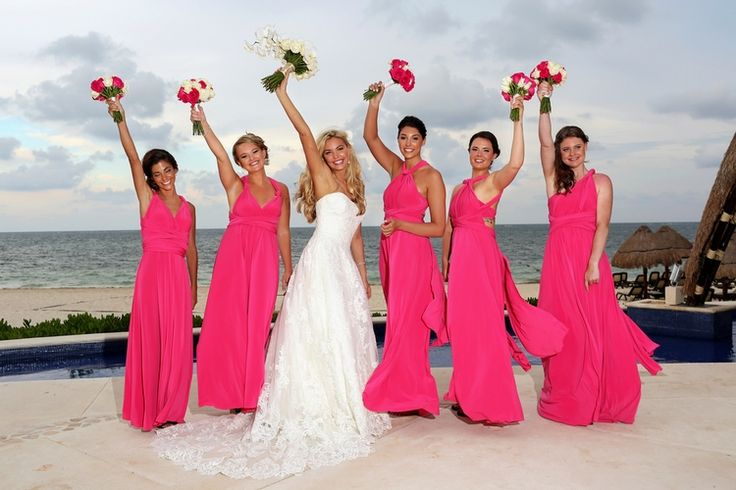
[123,193,193,431]
[196,176,282,411]
[444,175,567,423]
[363,160,448,416]
[538,169,662,426]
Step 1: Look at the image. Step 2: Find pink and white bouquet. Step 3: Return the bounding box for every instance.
[244,26,318,92]
[529,60,567,114]
[177,78,215,135]
[500,72,536,121]
[363,58,416,101]
[90,76,127,123]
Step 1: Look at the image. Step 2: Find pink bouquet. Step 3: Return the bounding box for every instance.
[529,60,567,113]
[177,78,215,135]
[363,59,416,101]
[500,72,536,121]
[90,76,127,123]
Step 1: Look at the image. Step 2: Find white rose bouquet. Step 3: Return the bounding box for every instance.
[244,26,318,92]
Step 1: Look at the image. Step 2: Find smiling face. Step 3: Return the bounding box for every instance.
[468,137,498,171]
[322,136,350,172]
[150,160,177,191]
[558,136,588,169]
[235,141,267,174]
[397,126,425,160]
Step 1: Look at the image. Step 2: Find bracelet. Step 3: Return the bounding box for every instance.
[356,261,366,266]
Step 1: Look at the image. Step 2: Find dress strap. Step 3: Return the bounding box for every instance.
[402,160,429,175]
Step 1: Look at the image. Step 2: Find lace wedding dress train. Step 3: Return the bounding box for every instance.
[152,192,391,479]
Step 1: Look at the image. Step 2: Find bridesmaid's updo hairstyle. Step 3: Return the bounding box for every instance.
[141,149,178,191]
[398,115,427,139]
[553,125,589,195]
[468,131,501,158]
[232,133,269,167]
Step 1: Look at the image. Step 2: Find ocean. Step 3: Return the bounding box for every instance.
[0,222,699,289]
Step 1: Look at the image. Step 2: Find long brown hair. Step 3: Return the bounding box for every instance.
[553,125,589,194]
[295,129,366,223]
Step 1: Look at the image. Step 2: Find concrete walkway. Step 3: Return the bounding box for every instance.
[1,363,735,489]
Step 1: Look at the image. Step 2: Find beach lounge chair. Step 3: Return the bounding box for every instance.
[612,272,623,287]
[627,274,646,287]
[649,279,667,299]
[617,285,645,302]
[648,271,661,287]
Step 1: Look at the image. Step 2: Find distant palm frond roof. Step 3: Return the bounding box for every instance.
[612,225,691,269]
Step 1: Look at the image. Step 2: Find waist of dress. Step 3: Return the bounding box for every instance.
[384,209,424,223]
[228,216,278,233]
[142,244,187,257]
[549,212,596,233]
[452,216,496,235]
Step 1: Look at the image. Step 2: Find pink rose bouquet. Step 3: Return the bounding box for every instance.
[529,60,566,113]
[177,78,215,135]
[90,76,127,123]
[363,58,416,101]
[500,72,536,121]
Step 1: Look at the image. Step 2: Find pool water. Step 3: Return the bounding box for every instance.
[1,331,733,382]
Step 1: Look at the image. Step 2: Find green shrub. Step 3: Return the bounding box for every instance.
[527,297,538,306]
[0,313,204,341]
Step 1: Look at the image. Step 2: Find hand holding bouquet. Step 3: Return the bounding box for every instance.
[529,60,566,113]
[245,26,318,92]
[177,78,215,135]
[90,76,127,123]
[363,58,416,101]
[500,72,536,121]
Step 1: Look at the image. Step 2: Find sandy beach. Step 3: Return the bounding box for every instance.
[0,283,541,328]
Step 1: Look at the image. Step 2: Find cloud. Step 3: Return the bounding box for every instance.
[476,0,651,57]
[8,32,170,145]
[385,65,501,130]
[695,144,728,168]
[366,1,460,35]
[76,187,134,204]
[651,85,736,121]
[0,137,21,159]
[40,32,133,64]
[0,145,94,191]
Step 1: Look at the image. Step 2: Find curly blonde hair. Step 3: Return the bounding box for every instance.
[295,129,366,223]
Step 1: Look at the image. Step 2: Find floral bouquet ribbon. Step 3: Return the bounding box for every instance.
[529,60,566,114]
[177,79,215,135]
[245,26,318,92]
[363,58,416,100]
[501,72,536,121]
[90,76,127,123]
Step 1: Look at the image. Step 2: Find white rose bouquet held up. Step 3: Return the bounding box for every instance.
[244,26,318,92]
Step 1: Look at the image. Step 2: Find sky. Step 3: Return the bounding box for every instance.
[0,0,734,231]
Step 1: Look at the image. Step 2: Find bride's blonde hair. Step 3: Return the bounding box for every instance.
[295,129,366,223]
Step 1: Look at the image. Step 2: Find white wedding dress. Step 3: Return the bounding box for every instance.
[153,192,391,479]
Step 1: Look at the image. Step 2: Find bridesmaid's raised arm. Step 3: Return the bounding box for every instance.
[363,81,403,178]
[274,70,333,196]
[490,97,525,192]
[107,99,152,213]
[537,81,556,195]
[191,105,243,206]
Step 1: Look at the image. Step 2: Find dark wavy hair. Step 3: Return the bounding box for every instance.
[397,115,427,139]
[141,149,178,191]
[467,131,501,161]
[553,126,589,194]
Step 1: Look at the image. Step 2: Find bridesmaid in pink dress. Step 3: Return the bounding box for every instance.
[361,81,448,416]
[535,83,662,426]
[190,106,292,413]
[441,98,567,424]
[107,100,198,431]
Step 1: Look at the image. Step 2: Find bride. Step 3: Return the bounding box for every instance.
[153,70,390,479]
